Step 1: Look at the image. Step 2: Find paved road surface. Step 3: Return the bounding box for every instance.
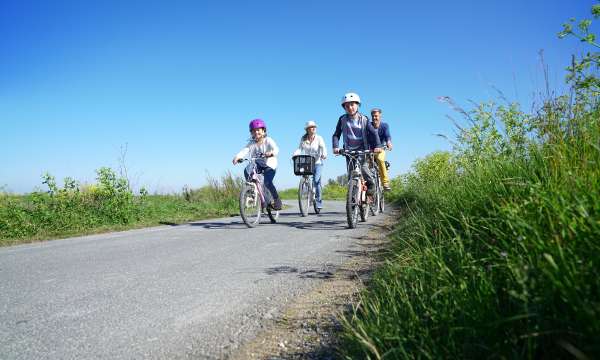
[0,200,387,359]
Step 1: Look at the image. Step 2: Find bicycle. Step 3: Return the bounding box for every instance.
[292,155,320,217]
[369,146,390,215]
[237,156,279,228]
[338,149,374,229]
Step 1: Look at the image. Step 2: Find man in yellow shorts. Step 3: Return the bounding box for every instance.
[370,108,393,191]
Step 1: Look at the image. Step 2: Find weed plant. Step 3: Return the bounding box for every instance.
[0,169,242,246]
[340,7,600,359]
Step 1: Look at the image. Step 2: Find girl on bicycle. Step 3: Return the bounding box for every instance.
[232,119,282,210]
[293,120,327,209]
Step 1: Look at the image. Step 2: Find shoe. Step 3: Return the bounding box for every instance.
[273,198,283,210]
[384,185,391,191]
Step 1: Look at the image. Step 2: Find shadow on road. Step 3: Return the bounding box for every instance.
[265,265,335,280]
[187,214,349,230]
[189,220,251,229]
[283,220,348,231]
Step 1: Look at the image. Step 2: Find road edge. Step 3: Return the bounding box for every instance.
[228,209,398,359]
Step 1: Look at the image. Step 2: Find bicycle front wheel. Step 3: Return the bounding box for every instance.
[346,179,359,228]
[240,185,261,228]
[313,188,320,214]
[298,178,310,217]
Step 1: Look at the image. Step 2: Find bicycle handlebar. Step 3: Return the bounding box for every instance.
[338,149,375,156]
[237,153,267,163]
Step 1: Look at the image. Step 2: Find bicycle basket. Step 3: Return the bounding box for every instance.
[292,155,315,175]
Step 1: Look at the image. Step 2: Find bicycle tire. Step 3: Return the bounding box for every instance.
[371,167,381,216]
[346,179,359,228]
[313,193,320,214]
[312,177,321,214]
[239,185,261,228]
[298,178,310,217]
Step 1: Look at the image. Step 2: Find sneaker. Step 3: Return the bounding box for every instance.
[384,185,391,191]
[273,198,283,210]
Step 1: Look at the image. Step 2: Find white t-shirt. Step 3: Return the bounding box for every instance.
[236,137,279,169]
[292,134,327,165]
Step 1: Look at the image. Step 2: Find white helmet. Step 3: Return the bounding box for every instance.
[304,120,317,129]
[341,92,361,107]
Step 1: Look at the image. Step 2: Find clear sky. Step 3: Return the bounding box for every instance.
[1,0,595,194]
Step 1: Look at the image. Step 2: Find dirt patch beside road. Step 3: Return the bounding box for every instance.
[230,211,397,359]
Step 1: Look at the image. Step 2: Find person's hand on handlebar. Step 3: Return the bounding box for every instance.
[264,151,273,157]
[232,156,241,165]
[333,148,340,155]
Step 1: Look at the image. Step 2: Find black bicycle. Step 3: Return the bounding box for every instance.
[372,146,391,214]
[338,149,374,228]
[292,155,320,216]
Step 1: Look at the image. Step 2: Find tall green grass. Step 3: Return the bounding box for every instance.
[340,10,600,359]
[0,169,243,246]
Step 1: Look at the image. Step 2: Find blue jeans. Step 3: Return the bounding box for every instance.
[244,159,279,201]
[313,163,323,208]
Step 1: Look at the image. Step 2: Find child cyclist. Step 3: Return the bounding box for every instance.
[332,92,382,195]
[232,118,283,210]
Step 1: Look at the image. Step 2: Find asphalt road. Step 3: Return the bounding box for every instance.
[0,200,387,359]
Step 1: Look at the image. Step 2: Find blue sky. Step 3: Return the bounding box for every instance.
[1,0,595,193]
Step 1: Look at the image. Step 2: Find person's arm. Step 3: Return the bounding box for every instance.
[233,145,250,164]
[319,135,328,159]
[384,123,393,150]
[332,117,343,153]
[293,139,303,156]
[265,137,279,157]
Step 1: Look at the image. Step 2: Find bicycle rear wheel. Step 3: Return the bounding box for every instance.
[346,179,359,228]
[298,178,310,217]
[240,185,261,228]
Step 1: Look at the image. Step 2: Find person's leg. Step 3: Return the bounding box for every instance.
[244,163,255,181]
[313,163,323,208]
[375,151,390,189]
[360,155,375,195]
[261,166,282,210]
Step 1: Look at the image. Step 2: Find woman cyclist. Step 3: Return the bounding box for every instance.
[293,120,327,210]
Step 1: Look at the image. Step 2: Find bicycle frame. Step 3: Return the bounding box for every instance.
[238,157,279,227]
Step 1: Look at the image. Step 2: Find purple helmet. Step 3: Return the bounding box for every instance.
[249,118,266,131]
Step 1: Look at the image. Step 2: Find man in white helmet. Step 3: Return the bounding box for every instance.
[332,92,382,196]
